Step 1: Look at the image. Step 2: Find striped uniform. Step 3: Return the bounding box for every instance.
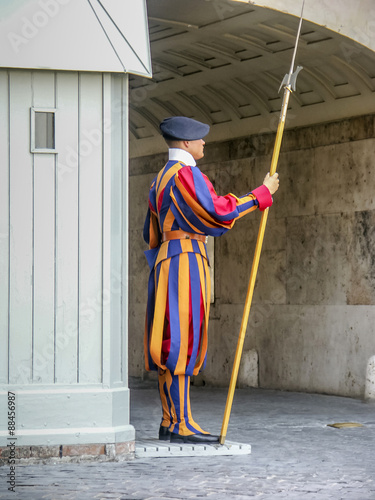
[143,153,272,436]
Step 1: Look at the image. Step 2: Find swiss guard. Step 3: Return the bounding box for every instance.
[143,116,279,443]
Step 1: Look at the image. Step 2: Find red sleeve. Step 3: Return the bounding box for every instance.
[251,185,273,211]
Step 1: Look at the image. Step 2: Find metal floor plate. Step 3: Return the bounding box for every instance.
[135,438,251,458]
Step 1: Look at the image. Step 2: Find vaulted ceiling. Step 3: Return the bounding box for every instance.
[129,0,375,158]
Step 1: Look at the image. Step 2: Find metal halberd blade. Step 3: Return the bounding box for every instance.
[278,65,304,93]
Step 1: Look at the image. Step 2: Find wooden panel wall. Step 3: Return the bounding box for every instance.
[77,73,103,384]
[55,72,79,384]
[8,71,34,385]
[0,69,128,386]
[0,72,9,384]
[32,71,56,384]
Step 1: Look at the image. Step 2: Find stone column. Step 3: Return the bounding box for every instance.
[365,355,375,401]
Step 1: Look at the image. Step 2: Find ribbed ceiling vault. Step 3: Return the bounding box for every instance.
[129,0,375,158]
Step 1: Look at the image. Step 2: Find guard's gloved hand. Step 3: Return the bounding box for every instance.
[263,172,279,195]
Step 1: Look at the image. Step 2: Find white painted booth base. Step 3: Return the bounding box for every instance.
[0,386,134,446]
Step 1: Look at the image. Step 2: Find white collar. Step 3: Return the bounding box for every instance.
[168,148,196,167]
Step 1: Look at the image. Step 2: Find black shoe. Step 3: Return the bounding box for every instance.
[158,425,171,441]
[170,432,220,444]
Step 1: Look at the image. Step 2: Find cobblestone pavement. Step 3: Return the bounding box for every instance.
[1,383,375,499]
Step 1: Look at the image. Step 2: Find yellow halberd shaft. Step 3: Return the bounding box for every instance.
[219,86,292,445]
[220,0,306,445]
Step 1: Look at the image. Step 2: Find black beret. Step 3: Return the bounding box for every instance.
[160,116,210,141]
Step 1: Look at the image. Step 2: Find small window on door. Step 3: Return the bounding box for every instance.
[30,108,57,153]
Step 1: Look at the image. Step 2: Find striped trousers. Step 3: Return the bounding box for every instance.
[158,368,208,436]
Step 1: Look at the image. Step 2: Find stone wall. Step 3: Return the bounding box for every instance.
[129,114,375,398]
